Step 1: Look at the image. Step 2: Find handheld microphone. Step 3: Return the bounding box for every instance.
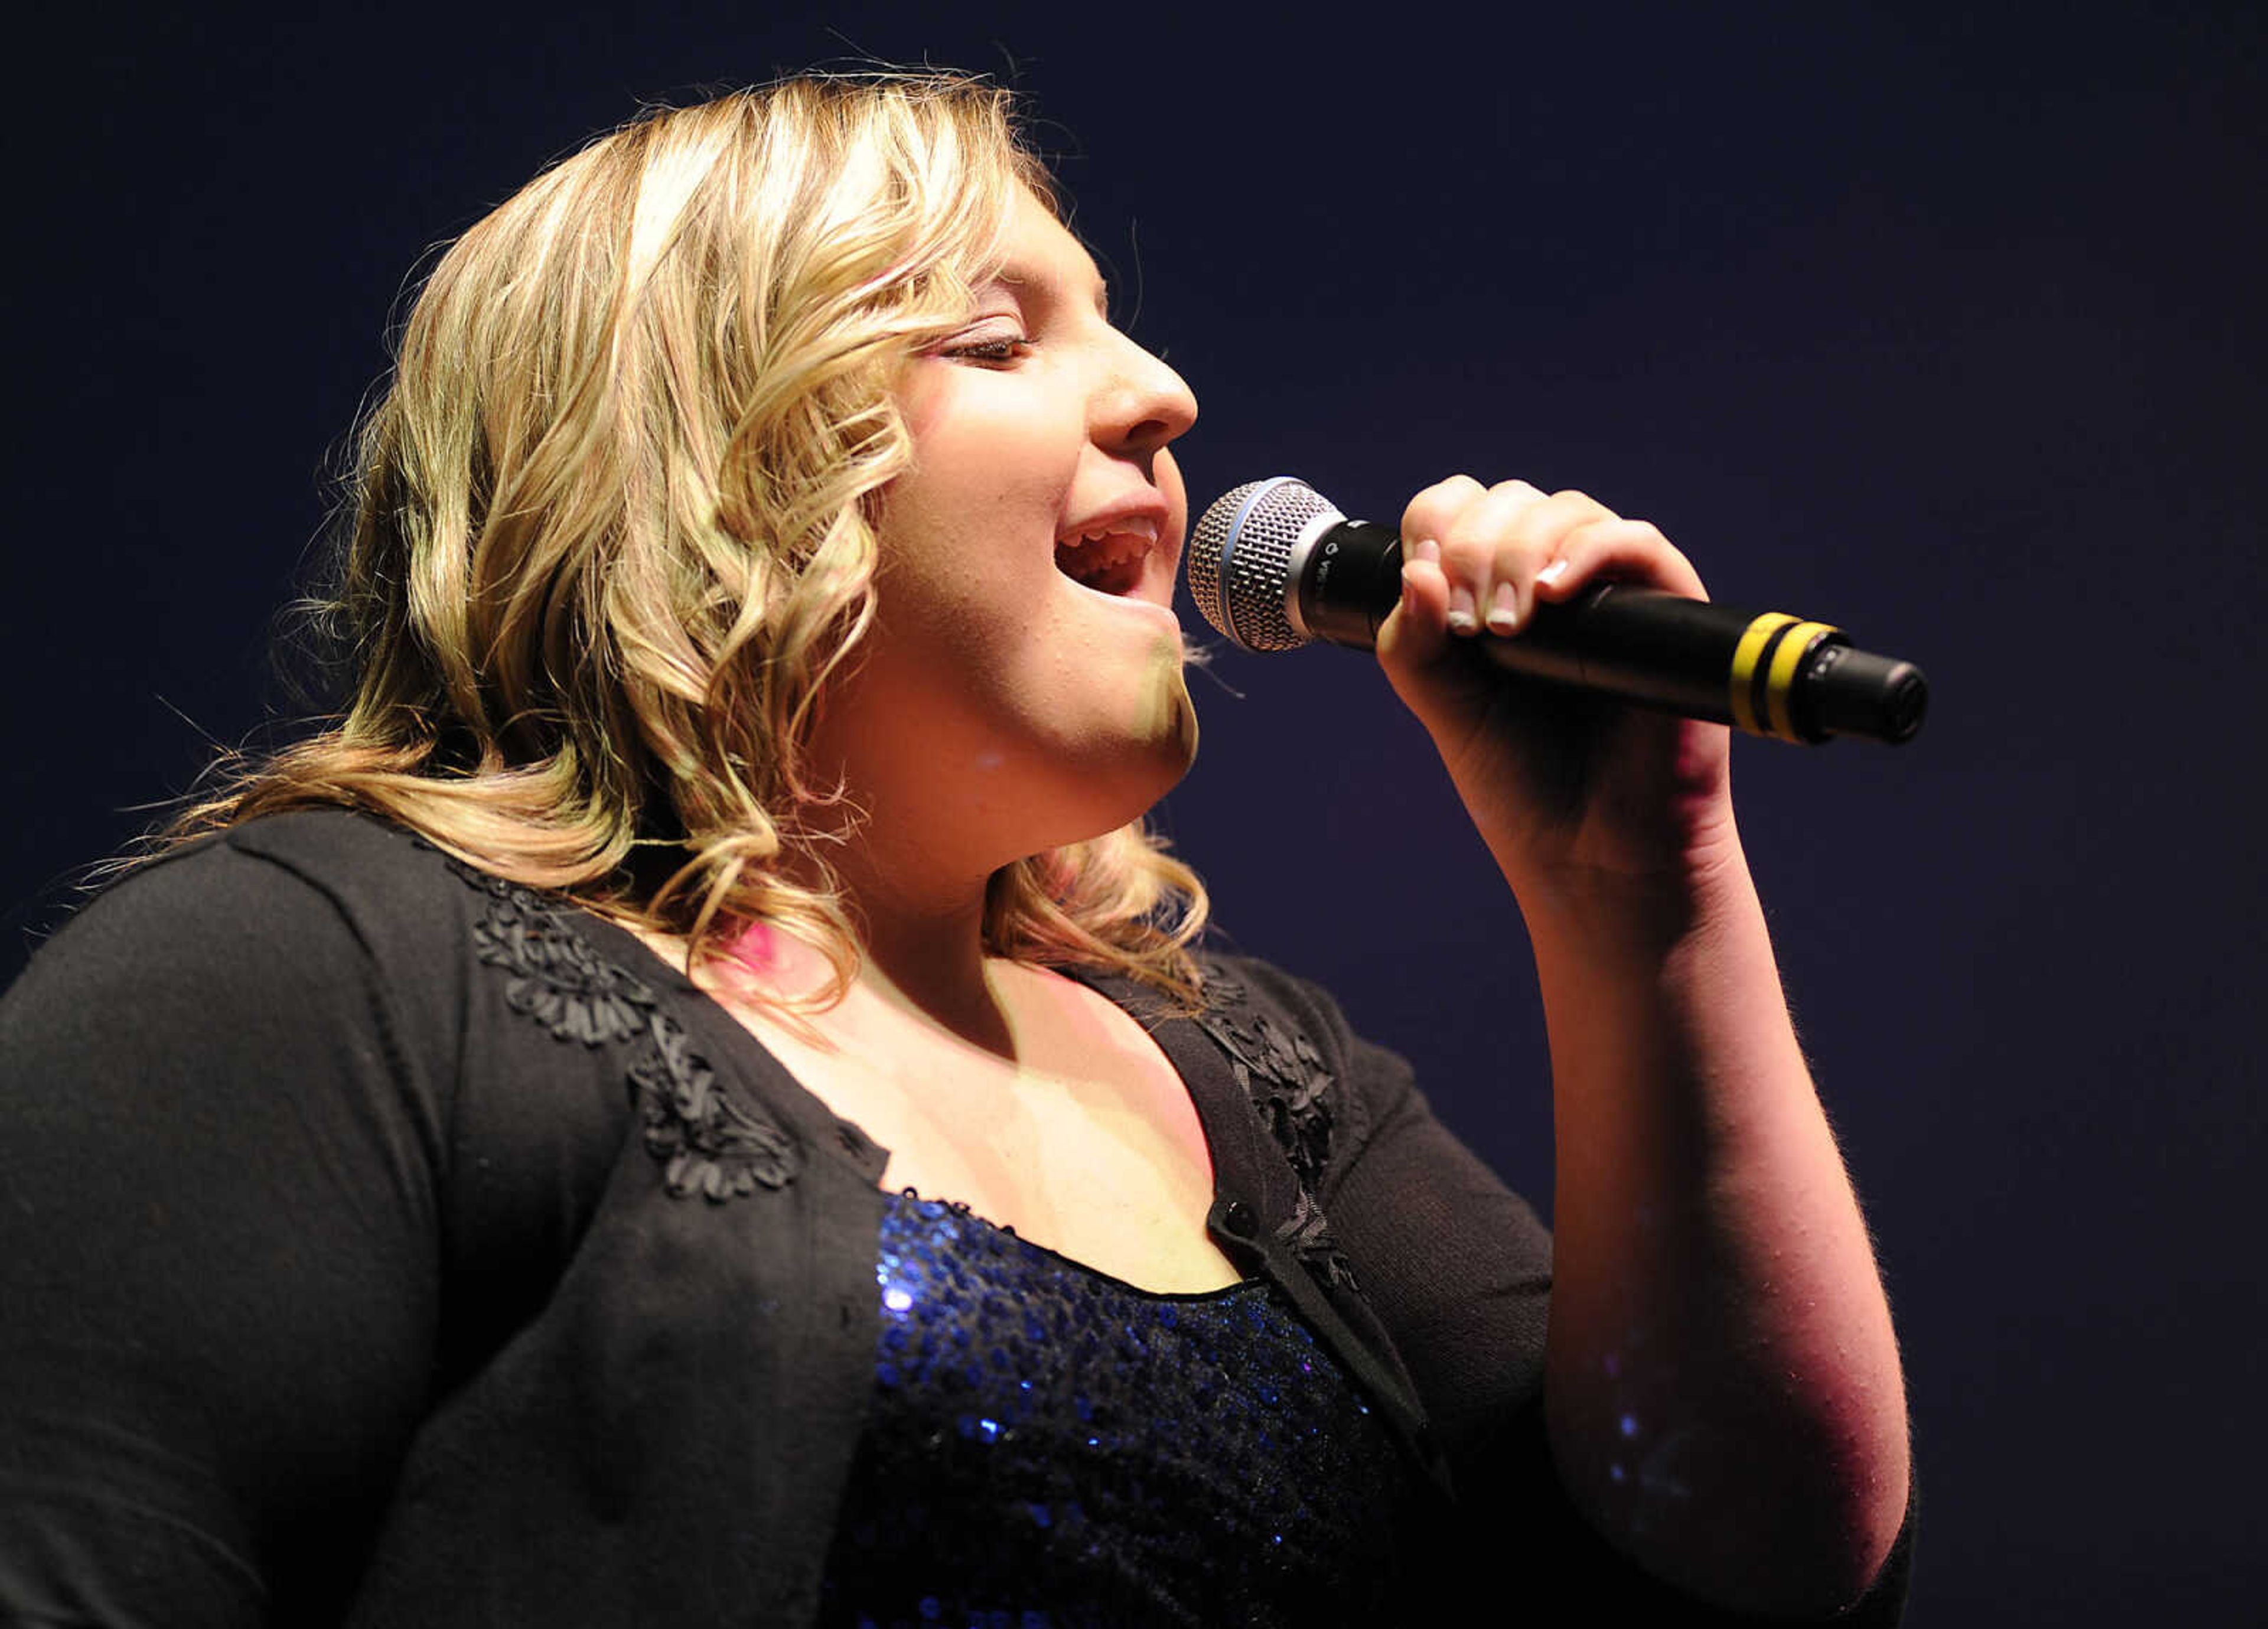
[1187,477,1928,745]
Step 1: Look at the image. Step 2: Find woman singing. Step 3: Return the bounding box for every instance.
[0,73,1911,1626]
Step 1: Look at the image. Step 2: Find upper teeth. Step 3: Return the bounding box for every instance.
[1070,517,1159,549]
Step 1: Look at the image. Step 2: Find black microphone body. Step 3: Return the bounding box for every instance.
[1188,477,1927,746]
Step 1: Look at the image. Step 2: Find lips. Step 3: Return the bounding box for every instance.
[1054,515,1161,598]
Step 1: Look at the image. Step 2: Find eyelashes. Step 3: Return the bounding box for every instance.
[932,304,1143,368]
[940,334,1030,365]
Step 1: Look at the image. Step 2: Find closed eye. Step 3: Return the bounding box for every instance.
[941,335,1029,365]
[936,314,1032,366]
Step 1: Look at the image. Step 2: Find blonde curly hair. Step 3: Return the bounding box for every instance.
[162,73,1208,1010]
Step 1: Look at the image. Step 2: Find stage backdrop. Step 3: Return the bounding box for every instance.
[8,4,2262,1620]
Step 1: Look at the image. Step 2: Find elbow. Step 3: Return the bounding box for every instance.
[1721,1451,1911,1618]
[1548,1397,1912,1617]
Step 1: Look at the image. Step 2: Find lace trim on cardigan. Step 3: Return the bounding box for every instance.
[1191,963,1336,1190]
[442,857,801,1202]
[1192,963,1359,1294]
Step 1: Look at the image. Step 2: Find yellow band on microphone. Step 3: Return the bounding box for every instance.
[1765,621,1839,742]
[1729,612,1798,736]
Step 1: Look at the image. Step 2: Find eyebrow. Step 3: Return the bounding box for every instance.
[994,267,1113,320]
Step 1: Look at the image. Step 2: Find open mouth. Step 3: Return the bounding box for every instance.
[1054,522,1158,598]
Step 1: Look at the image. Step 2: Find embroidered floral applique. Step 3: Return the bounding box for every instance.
[444,856,800,1202]
[627,1005,800,1202]
[1279,1187,1361,1295]
[1194,962,1360,1294]
[1193,964,1336,1192]
[457,868,655,1047]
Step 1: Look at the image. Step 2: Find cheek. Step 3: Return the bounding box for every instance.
[872,485,1047,631]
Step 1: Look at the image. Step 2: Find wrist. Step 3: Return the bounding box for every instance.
[1506,804,1754,959]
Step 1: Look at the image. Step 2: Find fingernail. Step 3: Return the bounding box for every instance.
[1399,563,1417,612]
[1485,580,1520,634]
[1536,557,1570,588]
[1412,537,1441,565]
[1446,584,1477,633]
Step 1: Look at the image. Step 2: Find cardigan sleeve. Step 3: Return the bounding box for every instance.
[1229,957,1914,1624]
[0,836,451,1627]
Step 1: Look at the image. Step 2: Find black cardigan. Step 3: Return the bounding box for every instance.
[0,810,1908,1625]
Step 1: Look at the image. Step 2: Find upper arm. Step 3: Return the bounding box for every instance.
[1318,1031,1555,1458]
[1290,972,1915,1624]
[0,843,446,1624]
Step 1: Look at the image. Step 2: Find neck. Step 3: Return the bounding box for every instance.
[856,884,1015,1061]
[781,830,1019,1062]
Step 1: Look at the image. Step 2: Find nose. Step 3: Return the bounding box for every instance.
[1093,331,1198,456]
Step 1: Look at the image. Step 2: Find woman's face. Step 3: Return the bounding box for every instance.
[819,187,1201,871]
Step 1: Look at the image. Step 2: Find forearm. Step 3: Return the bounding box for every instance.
[1369,477,1909,1608]
[1523,832,1909,1616]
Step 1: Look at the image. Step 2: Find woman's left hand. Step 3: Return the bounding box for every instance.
[1374,475,1738,904]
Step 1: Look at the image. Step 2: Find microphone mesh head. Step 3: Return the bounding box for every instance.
[1187,477,1342,652]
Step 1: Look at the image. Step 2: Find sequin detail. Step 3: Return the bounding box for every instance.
[817,1194,1422,1628]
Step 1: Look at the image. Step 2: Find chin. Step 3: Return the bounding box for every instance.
[1134,639,1201,772]
[1032,709,1200,856]
[1123,667,1201,807]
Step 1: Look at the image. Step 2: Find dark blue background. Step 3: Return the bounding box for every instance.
[8,4,2263,1619]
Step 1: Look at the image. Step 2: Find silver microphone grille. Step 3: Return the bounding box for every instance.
[1186,477,1345,653]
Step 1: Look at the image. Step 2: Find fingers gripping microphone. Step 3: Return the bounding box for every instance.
[1187,477,1928,745]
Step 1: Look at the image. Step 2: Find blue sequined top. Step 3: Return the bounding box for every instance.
[816,1191,1425,1629]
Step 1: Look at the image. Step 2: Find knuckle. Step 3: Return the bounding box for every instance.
[1435,526,1494,567]
[1591,515,1654,547]
[1403,474,1486,535]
